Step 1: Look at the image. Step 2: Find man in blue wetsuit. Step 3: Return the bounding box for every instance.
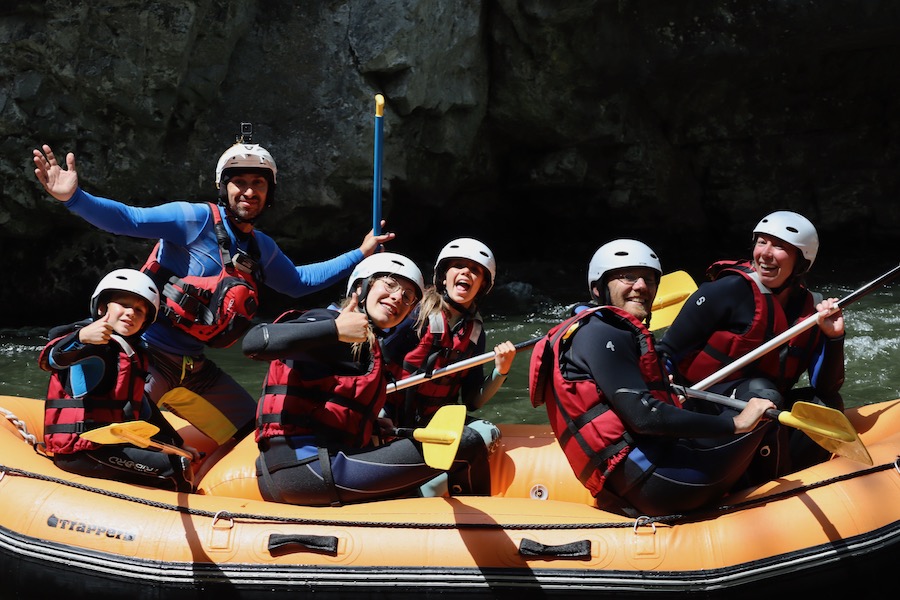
[33,139,392,448]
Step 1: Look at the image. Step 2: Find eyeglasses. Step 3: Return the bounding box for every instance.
[611,272,659,286]
[375,276,418,306]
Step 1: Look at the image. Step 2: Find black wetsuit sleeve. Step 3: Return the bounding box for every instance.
[657,276,757,362]
[567,318,735,438]
[46,330,103,369]
[47,318,92,341]
[242,308,340,361]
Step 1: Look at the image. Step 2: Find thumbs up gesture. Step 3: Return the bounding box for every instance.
[78,312,115,346]
[335,293,371,343]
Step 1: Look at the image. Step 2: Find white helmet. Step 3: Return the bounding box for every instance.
[434,238,497,294]
[90,269,161,331]
[752,210,819,272]
[215,143,278,187]
[346,252,425,301]
[587,239,662,301]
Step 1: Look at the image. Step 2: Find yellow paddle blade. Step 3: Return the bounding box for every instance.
[416,405,466,470]
[651,270,698,331]
[783,401,873,466]
[80,421,160,446]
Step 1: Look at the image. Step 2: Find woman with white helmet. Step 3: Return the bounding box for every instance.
[659,210,845,483]
[32,131,393,450]
[380,238,517,496]
[529,239,776,517]
[39,269,196,492]
[243,253,492,506]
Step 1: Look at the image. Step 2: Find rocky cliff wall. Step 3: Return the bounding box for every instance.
[2,1,898,325]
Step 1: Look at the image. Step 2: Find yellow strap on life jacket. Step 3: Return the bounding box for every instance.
[157,387,236,445]
[180,356,193,382]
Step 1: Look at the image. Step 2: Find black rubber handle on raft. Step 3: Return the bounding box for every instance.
[268,533,339,556]
[518,538,592,560]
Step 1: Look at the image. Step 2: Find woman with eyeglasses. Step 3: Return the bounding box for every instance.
[241,252,491,506]
[529,239,776,517]
[380,238,516,497]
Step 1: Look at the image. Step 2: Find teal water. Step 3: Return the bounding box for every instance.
[2,281,898,425]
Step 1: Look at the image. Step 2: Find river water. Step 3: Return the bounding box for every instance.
[2,276,898,425]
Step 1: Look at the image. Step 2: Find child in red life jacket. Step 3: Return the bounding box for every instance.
[40,269,196,492]
[381,238,516,497]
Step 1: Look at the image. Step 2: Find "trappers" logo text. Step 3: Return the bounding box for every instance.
[46,514,136,541]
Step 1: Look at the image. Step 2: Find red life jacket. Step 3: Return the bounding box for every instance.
[141,203,260,349]
[255,310,387,448]
[395,311,483,424]
[680,260,822,391]
[41,334,148,455]
[529,306,679,497]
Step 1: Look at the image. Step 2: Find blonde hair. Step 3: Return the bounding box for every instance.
[413,286,447,334]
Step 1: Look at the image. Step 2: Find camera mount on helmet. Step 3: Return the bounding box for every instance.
[215,122,277,221]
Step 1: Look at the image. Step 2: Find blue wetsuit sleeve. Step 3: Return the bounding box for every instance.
[254,232,363,298]
[64,188,205,244]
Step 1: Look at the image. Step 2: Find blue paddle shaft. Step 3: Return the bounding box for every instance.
[373,95,384,235]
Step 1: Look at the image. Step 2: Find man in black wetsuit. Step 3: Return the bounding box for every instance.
[530,239,776,517]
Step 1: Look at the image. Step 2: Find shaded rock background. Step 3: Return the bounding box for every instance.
[2,1,899,327]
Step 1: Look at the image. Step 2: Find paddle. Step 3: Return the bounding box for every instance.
[672,385,873,465]
[386,270,697,394]
[372,94,385,235]
[652,270,698,330]
[387,337,541,394]
[391,404,466,470]
[692,262,900,391]
[80,422,194,460]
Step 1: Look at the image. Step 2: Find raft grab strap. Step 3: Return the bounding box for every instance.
[518,538,592,560]
[268,533,339,556]
[0,459,896,531]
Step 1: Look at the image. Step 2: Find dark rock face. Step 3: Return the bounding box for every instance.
[3,1,899,325]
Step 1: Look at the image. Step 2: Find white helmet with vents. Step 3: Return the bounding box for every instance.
[434,238,497,294]
[587,239,662,301]
[346,253,425,301]
[752,211,819,272]
[90,269,160,331]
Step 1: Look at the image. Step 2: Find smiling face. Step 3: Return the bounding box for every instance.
[100,292,151,337]
[602,267,659,322]
[364,276,418,329]
[441,259,485,308]
[225,172,269,222]
[752,233,798,289]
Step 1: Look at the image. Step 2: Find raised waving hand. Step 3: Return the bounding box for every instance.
[33,144,78,202]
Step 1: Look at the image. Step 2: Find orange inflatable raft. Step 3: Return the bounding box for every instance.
[1,394,899,599]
